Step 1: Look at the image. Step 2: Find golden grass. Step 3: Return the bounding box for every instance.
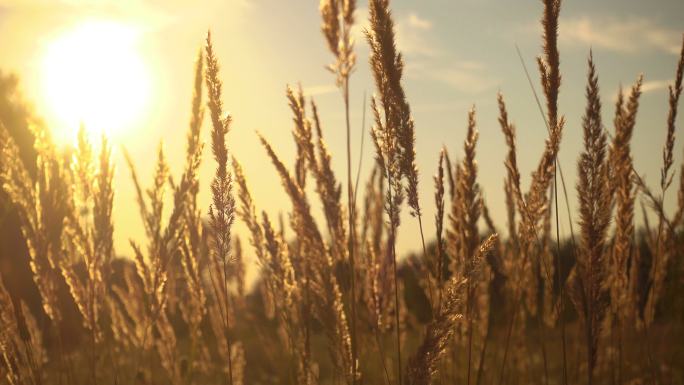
[1,1,684,385]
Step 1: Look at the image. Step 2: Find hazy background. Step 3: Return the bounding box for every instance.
[1,0,682,284]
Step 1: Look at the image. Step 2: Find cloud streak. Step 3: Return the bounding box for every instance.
[353,9,496,94]
[641,80,670,93]
[394,12,437,57]
[407,12,432,30]
[559,16,681,55]
[408,60,497,94]
[303,84,338,97]
[395,12,496,94]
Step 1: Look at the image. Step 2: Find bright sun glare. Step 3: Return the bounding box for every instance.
[40,20,151,142]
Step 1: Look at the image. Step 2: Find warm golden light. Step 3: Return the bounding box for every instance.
[40,20,151,142]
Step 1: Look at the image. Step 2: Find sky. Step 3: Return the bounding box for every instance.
[0,0,683,281]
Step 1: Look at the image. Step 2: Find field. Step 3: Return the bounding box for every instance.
[1,0,684,384]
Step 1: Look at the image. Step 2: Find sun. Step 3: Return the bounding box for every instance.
[40,20,152,143]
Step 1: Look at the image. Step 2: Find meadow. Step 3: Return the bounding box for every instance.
[1,0,684,384]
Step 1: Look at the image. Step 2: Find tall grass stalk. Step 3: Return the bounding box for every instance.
[320,1,359,380]
[205,31,237,385]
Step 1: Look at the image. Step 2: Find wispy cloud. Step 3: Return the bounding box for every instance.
[611,79,670,102]
[642,80,671,93]
[409,60,497,94]
[395,12,436,57]
[350,7,370,44]
[353,9,494,94]
[352,8,437,57]
[407,12,432,30]
[303,84,338,97]
[559,16,681,55]
[398,12,495,93]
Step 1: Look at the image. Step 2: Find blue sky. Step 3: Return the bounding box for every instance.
[0,0,683,274]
